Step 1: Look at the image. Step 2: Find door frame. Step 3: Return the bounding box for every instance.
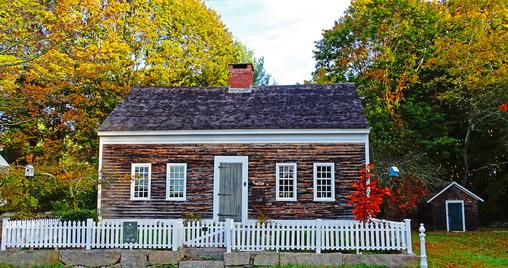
[445,200,465,232]
[213,156,248,222]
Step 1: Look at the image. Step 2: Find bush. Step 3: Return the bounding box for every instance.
[53,209,97,221]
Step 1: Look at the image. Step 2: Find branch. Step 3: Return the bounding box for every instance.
[471,161,508,173]
[0,37,68,68]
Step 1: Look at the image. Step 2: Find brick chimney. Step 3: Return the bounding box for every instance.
[228,63,253,88]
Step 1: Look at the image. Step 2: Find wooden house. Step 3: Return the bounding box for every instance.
[97,64,370,221]
[427,182,484,231]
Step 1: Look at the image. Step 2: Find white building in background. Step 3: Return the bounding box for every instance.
[0,154,9,170]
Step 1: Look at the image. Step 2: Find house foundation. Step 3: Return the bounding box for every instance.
[0,249,416,268]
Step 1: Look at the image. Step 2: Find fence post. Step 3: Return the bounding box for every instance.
[179,220,185,249]
[355,221,360,254]
[225,219,233,253]
[1,218,9,250]
[173,220,184,251]
[315,219,322,254]
[85,218,93,250]
[404,219,412,254]
[419,224,428,268]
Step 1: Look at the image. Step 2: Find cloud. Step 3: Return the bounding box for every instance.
[206,0,350,84]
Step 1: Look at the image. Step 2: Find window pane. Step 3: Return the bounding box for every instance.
[314,164,334,200]
[168,164,186,199]
[277,164,296,200]
[133,165,150,199]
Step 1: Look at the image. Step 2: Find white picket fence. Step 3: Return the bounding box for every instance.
[1,219,183,251]
[1,218,412,254]
[226,219,411,253]
[184,220,226,247]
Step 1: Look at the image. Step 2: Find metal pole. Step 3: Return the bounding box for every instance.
[419,223,428,268]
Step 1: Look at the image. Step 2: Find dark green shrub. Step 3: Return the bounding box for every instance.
[53,208,97,221]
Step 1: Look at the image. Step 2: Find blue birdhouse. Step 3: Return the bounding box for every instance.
[389,166,399,177]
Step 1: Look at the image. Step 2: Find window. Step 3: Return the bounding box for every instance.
[166,163,187,200]
[276,163,297,201]
[131,163,151,200]
[313,163,335,201]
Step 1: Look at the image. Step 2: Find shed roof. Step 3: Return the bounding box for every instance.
[98,83,369,132]
[427,182,484,203]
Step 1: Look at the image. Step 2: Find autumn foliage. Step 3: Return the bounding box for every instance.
[499,103,508,112]
[348,164,391,222]
[385,174,428,220]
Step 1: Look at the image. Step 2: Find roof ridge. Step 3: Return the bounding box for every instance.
[427,181,484,203]
[130,83,355,90]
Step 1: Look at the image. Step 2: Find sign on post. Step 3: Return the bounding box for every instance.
[123,222,138,244]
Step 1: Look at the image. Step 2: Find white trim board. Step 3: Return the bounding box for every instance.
[427,182,484,203]
[99,133,369,145]
[97,138,103,220]
[213,156,248,222]
[98,128,371,137]
[445,200,466,232]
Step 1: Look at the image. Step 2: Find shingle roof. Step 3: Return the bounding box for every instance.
[98,83,369,131]
[427,182,484,203]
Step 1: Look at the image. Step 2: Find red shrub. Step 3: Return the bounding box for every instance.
[385,174,429,220]
[348,163,391,222]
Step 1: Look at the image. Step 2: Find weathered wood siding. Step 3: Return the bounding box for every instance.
[100,143,365,219]
[430,185,480,231]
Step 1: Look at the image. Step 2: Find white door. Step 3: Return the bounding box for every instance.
[213,156,248,222]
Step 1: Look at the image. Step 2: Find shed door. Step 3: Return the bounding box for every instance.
[447,202,465,231]
[218,163,242,222]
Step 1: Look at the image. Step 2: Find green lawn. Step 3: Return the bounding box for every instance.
[275,265,387,268]
[412,229,508,268]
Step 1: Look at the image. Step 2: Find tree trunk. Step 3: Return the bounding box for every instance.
[462,122,474,186]
[69,185,77,210]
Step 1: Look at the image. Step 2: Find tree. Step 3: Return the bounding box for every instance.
[385,173,428,220]
[348,164,391,222]
[233,40,274,86]
[424,0,508,186]
[0,0,239,217]
[253,57,272,86]
[233,40,255,64]
[0,0,238,163]
[313,0,508,222]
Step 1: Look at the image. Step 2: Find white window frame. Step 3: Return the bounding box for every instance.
[130,163,151,200]
[166,163,187,201]
[275,163,297,201]
[313,163,335,201]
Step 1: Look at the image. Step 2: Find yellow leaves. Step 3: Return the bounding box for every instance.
[27,50,75,85]
[1,0,238,167]
[365,69,388,83]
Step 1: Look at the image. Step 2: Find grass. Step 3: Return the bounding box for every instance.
[412,228,508,268]
[275,265,388,268]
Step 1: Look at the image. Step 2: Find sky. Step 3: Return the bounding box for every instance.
[205,0,351,85]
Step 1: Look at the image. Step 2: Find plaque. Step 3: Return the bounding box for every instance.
[123,222,138,243]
